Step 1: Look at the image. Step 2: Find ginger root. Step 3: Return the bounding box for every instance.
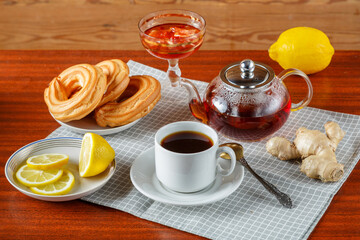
[266,121,345,182]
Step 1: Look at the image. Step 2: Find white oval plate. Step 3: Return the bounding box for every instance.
[5,137,116,202]
[52,113,140,136]
[130,147,244,206]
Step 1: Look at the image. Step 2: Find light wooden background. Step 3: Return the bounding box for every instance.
[0,0,359,50]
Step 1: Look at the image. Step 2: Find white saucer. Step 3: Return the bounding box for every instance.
[5,137,116,202]
[130,147,244,206]
[53,113,140,136]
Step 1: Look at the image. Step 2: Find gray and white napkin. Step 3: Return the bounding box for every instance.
[48,60,360,240]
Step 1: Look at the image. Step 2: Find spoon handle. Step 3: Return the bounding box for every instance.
[240,158,293,208]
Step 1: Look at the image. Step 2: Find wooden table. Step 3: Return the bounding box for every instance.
[1,50,359,239]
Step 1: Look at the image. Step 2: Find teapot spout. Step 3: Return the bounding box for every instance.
[167,59,208,124]
[180,79,208,124]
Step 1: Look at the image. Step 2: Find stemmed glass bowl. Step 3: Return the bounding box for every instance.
[139,10,207,121]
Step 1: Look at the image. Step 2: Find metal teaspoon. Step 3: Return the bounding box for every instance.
[220,143,293,209]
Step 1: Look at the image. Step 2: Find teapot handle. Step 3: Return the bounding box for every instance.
[278,68,313,111]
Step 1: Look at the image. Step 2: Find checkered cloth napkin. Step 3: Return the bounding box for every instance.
[48,60,360,240]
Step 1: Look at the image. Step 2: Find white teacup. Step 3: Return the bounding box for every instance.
[154,121,237,193]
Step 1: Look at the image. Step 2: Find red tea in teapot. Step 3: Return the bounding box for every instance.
[188,59,313,142]
[202,85,292,142]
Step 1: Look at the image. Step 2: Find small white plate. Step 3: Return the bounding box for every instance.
[53,114,140,136]
[130,147,244,206]
[5,137,116,202]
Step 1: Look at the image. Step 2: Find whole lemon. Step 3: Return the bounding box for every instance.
[269,27,334,74]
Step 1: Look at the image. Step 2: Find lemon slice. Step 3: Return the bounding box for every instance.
[26,153,69,170]
[79,133,115,177]
[30,170,75,195]
[15,165,63,187]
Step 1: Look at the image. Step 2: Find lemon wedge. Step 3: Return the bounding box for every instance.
[26,153,69,170]
[269,27,334,74]
[15,165,63,187]
[30,170,75,195]
[79,133,115,177]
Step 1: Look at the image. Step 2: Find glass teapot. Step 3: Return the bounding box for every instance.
[187,59,313,141]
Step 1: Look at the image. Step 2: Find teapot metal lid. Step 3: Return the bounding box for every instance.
[220,59,275,89]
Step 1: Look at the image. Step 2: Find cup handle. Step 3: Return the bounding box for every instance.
[277,68,313,112]
[216,146,236,176]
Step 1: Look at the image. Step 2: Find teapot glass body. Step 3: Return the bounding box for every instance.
[204,74,291,141]
[189,60,313,142]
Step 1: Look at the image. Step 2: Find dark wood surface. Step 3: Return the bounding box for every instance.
[1,50,359,239]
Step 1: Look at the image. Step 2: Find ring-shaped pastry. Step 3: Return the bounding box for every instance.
[44,64,107,122]
[96,59,130,107]
[95,75,161,127]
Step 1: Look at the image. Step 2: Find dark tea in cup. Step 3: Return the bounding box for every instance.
[155,121,236,192]
[160,131,213,154]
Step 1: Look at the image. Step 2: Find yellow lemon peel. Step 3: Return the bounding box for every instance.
[79,133,115,177]
[26,153,69,170]
[269,27,334,74]
[15,165,63,187]
[30,170,75,195]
